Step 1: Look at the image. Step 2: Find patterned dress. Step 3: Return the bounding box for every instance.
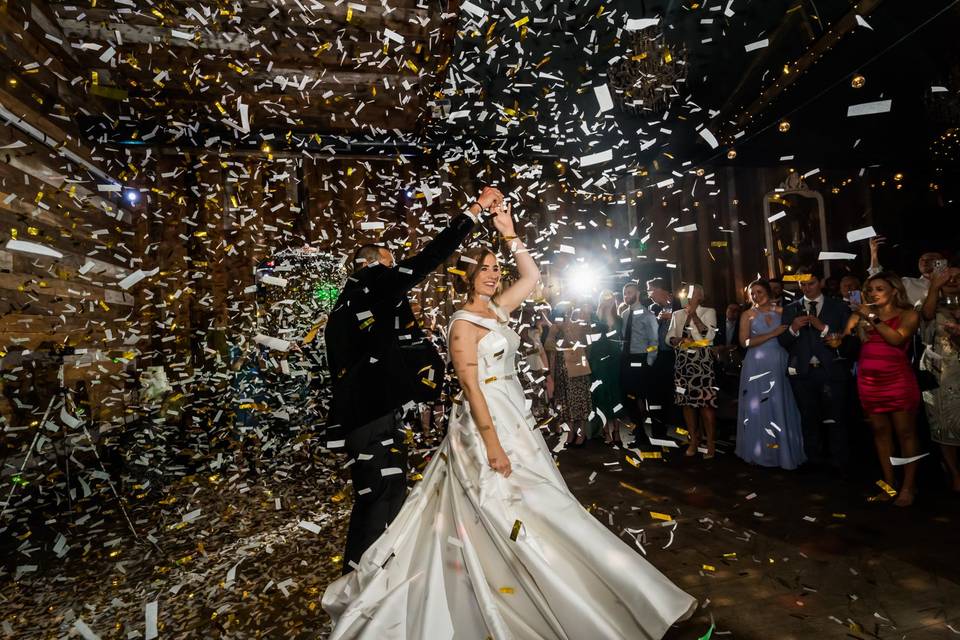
[553,351,592,424]
[921,308,960,445]
[674,347,717,408]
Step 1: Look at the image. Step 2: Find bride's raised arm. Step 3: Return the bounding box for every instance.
[491,202,540,315]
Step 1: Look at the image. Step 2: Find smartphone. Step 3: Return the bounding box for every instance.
[849,290,862,305]
[933,259,948,274]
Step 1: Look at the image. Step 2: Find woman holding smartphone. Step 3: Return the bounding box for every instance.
[842,272,922,506]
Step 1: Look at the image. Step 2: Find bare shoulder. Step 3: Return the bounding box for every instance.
[901,308,921,324]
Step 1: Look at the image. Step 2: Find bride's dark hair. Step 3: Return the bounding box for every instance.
[454,246,501,301]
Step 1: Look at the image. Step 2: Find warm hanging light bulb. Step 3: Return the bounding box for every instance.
[778,120,791,133]
[850,74,866,89]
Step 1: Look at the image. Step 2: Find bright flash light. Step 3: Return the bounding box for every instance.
[125,189,139,204]
[567,264,599,297]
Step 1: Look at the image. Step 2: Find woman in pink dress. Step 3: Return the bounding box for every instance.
[842,272,921,506]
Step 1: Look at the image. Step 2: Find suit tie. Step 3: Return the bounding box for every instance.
[623,307,635,353]
[806,301,819,366]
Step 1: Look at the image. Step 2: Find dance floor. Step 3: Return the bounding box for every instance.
[4,434,959,639]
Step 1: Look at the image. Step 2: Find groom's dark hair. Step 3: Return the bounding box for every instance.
[353,244,382,269]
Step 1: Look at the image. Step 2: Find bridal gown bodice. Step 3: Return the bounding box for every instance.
[322,303,696,640]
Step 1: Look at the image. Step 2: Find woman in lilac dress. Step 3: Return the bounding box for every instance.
[735,280,807,470]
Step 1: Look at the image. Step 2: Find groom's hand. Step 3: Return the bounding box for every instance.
[475,186,504,211]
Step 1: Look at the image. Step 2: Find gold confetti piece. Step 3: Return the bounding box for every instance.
[619,481,645,496]
[499,587,514,594]
[650,512,673,521]
[484,376,497,384]
[710,240,728,247]
[513,16,530,28]
[640,451,662,459]
[625,455,640,468]
[702,564,716,572]
[447,267,466,276]
[876,480,897,497]
[832,513,847,518]
[420,378,437,389]
[510,520,523,541]
[723,553,737,558]
[346,6,353,21]
[405,59,420,72]
[675,427,689,436]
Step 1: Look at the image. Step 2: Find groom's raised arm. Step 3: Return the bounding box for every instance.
[381,187,502,298]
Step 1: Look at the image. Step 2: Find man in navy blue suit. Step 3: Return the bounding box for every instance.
[778,267,852,469]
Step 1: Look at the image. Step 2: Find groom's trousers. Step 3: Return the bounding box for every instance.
[342,410,408,575]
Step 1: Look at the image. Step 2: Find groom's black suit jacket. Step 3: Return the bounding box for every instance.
[325,212,476,432]
[778,296,851,379]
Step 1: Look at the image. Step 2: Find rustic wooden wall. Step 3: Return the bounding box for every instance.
[0,2,141,433]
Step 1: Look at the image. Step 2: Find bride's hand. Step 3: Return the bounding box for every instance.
[491,201,516,238]
[487,443,512,477]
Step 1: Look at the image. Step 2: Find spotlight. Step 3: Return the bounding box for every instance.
[125,189,140,204]
[567,264,599,298]
[405,189,414,198]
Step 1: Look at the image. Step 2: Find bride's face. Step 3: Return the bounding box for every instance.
[472,254,502,298]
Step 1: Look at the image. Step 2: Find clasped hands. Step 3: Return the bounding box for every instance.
[790,314,826,333]
[473,187,515,238]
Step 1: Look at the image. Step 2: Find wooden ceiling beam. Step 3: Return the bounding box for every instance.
[720,0,884,136]
[52,2,435,41]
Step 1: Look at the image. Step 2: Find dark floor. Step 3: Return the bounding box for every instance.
[3,429,959,639]
[558,435,960,639]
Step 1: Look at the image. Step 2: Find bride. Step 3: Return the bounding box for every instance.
[322,202,697,639]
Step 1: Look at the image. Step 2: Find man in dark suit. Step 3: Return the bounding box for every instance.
[645,277,681,442]
[778,267,852,469]
[326,186,502,573]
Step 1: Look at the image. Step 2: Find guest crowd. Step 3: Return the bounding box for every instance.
[513,237,960,508]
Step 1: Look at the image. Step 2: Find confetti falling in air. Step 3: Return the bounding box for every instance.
[1,0,959,636]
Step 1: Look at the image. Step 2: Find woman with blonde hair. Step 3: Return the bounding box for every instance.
[666,283,718,458]
[842,272,922,506]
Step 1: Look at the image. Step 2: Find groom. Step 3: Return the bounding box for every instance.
[326,186,502,574]
[778,267,851,469]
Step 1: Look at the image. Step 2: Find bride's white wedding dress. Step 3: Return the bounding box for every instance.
[322,304,697,639]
